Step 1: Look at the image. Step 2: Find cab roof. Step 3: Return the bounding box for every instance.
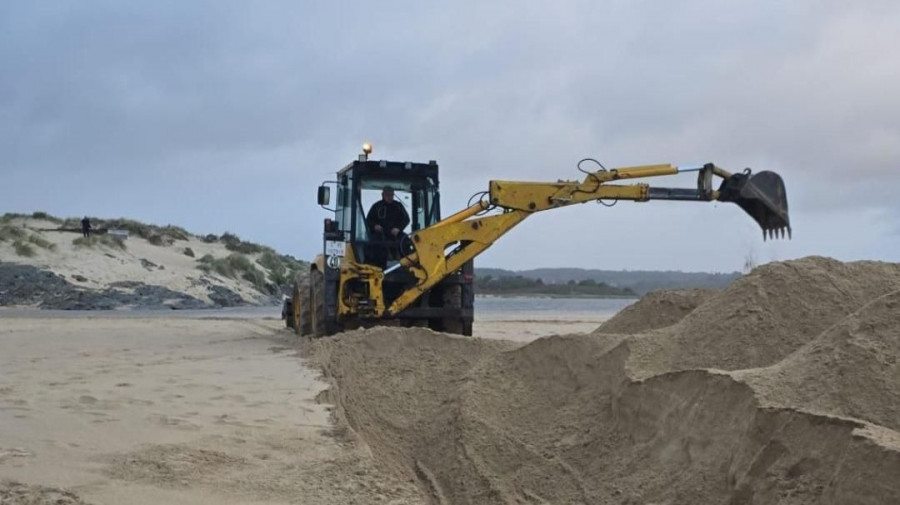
[337,159,439,180]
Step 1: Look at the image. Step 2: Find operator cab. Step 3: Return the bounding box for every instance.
[303,144,472,335]
[318,149,441,270]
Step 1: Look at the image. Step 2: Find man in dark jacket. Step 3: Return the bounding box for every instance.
[366,186,410,267]
[81,217,92,238]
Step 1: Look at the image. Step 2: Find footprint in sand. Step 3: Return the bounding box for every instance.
[124,398,155,406]
[7,398,30,407]
[210,394,245,402]
[214,414,252,427]
[61,395,118,412]
[0,447,34,462]
[91,417,120,424]
[147,414,200,430]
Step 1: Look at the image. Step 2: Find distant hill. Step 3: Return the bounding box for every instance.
[477,267,740,295]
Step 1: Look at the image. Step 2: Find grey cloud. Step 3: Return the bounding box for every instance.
[1,1,898,271]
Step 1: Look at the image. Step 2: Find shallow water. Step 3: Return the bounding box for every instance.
[0,305,283,319]
[475,295,635,321]
[0,296,636,325]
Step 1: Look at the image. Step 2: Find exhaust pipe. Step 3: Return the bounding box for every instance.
[717,169,791,240]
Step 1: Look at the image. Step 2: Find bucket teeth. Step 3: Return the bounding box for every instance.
[762,226,791,241]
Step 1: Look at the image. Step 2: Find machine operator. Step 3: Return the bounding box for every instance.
[366,186,410,267]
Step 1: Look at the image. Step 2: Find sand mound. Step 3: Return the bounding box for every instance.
[312,327,516,481]
[103,445,248,488]
[737,289,900,431]
[626,256,900,376]
[0,480,90,505]
[594,288,715,334]
[309,257,900,505]
[313,329,900,504]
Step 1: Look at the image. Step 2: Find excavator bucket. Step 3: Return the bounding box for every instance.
[717,170,791,240]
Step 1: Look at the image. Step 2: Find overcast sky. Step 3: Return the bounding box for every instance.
[2,1,898,272]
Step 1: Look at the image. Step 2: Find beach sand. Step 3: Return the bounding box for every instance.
[0,316,422,504]
[9,257,897,505]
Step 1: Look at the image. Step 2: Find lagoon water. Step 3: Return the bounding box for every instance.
[475,295,634,319]
[0,296,636,341]
[1,296,635,319]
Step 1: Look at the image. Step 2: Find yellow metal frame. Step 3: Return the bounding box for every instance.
[336,244,385,317]
[339,163,713,319]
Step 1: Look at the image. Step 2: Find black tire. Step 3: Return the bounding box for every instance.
[283,299,295,329]
[310,269,339,338]
[441,284,466,335]
[292,271,312,336]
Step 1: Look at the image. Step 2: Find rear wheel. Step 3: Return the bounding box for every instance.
[440,284,467,336]
[292,271,312,336]
[283,299,295,329]
[310,269,339,338]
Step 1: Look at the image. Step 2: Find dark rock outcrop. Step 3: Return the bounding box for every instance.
[207,285,244,307]
[0,262,247,310]
[0,263,72,306]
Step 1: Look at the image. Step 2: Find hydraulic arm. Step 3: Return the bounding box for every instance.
[372,162,790,317]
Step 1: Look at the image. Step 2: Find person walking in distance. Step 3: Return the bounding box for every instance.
[81,216,92,238]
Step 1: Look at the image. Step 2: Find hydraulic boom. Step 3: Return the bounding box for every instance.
[355,161,789,318]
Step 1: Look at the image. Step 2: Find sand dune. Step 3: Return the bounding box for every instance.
[1,217,259,304]
[309,257,900,504]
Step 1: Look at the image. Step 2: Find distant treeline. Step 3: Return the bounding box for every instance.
[476,266,740,295]
[475,274,636,298]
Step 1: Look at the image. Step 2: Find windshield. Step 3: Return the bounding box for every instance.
[353,177,438,241]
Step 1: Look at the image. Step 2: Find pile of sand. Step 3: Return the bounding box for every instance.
[737,289,900,431]
[624,256,900,377]
[595,288,715,334]
[309,256,900,505]
[0,480,90,505]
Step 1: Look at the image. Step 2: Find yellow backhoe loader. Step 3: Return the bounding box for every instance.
[285,145,790,337]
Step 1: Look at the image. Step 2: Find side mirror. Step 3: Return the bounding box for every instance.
[317,186,331,206]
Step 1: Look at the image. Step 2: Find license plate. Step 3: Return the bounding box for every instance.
[325,241,345,257]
